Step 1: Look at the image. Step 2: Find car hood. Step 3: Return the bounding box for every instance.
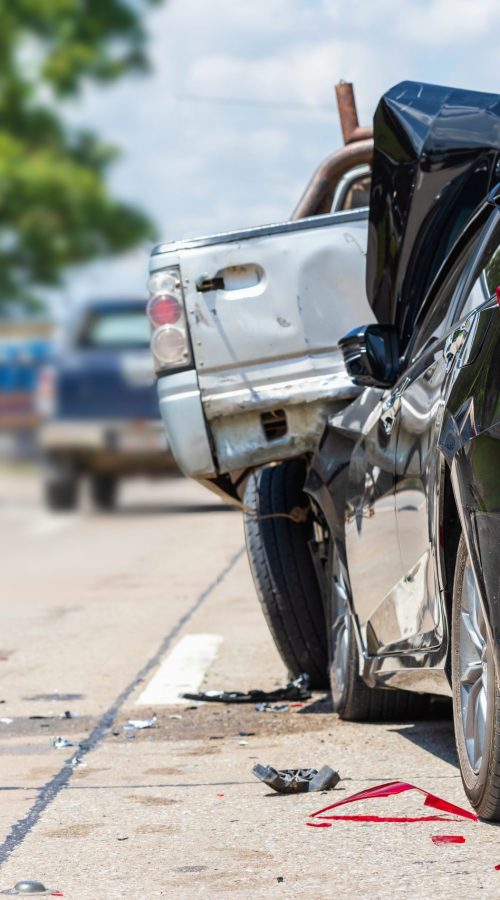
[366,81,500,345]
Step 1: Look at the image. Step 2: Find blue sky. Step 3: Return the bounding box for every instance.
[60,0,500,308]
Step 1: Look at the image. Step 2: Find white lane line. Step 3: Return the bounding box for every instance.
[135,633,223,706]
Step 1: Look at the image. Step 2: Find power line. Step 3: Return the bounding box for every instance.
[175,92,334,114]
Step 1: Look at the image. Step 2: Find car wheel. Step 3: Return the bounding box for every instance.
[90,474,118,511]
[328,540,429,721]
[243,460,329,689]
[44,458,79,511]
[452,534,500,820]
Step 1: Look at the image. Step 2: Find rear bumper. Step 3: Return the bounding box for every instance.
[157,370,216,478]
[40,420,172,473]
[156,365,361,478]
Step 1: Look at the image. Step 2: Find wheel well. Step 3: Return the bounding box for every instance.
[442,464,461,597]
[441,463,461,679]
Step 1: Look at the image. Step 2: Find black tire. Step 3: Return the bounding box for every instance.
[452,534,500,820]
[44,459,79,511]
[243,460,328,689]
[328,541,429,721]
[90,474,118,511]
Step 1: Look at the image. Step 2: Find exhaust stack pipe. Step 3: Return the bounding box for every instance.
[291,81,373,220]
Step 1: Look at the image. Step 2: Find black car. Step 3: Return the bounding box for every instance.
[306,82,500,819]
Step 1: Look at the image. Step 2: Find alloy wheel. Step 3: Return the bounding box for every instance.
[457,555,491,774]
[328,553,350,708]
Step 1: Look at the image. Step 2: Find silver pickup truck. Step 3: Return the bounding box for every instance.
[147,85,373,687]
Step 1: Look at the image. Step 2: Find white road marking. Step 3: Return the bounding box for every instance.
[136,633,223,706]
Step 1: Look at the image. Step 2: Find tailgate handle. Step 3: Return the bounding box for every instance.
[196,274,225,293]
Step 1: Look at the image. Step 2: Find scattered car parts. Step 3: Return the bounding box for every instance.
[182,673,311,704]
[253,764,340,794]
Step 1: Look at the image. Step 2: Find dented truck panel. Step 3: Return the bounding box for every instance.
[151,208,371,478]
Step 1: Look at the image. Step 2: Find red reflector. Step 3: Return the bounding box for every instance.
[148,294,182,327]
[496,286,500,308]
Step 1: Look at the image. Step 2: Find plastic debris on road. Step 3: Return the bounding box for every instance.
[123,715,157,730]
[307,780,478,826]
[69,754,86,768]
[255,703,289,713]
[0,718,13,724]
[431,835,465,844]
[253,764,340,794]
[181,673,311,704]
[52,736,77,749]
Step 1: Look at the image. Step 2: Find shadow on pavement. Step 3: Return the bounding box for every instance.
[108,503,237,516]
[299,694,457,768]
[297,695,333,714]
[391,715,458,768]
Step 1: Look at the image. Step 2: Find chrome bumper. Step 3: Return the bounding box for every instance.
[40,420,168,453]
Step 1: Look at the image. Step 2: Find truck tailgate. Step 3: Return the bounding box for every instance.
[153,209,371,473]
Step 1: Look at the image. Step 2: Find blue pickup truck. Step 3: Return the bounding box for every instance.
[38,299,173,510]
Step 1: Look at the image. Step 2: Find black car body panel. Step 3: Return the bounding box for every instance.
[307,82,500,698]
[367,81,500,348]
[443,301,500,657]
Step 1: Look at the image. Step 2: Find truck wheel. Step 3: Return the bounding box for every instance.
[90,474,118,511]
[243,459,328,689]
[44,459,79,511]
[328,540,429,720]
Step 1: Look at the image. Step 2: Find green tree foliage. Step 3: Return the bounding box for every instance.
[0,0,160,312]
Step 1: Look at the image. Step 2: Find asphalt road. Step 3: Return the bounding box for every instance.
[1,467,499,899]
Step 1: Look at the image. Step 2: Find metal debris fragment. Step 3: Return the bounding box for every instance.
[253,764,340,794]
[1,881,62,896]
[182,673,310,704]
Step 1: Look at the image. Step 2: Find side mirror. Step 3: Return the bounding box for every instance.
[339,324,400,387]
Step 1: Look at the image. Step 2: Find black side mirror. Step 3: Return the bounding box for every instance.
[339,324,400,387]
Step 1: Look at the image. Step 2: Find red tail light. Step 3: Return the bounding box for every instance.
[147,294,182,327]
[35,366,56,418]
[146,267,192,373]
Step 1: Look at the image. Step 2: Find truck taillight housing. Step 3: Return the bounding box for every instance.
[146,267,192,374]
[35,365,56,419]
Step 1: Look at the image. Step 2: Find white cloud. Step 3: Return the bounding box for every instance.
[393,0,500,46]
[53,0,500,304]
